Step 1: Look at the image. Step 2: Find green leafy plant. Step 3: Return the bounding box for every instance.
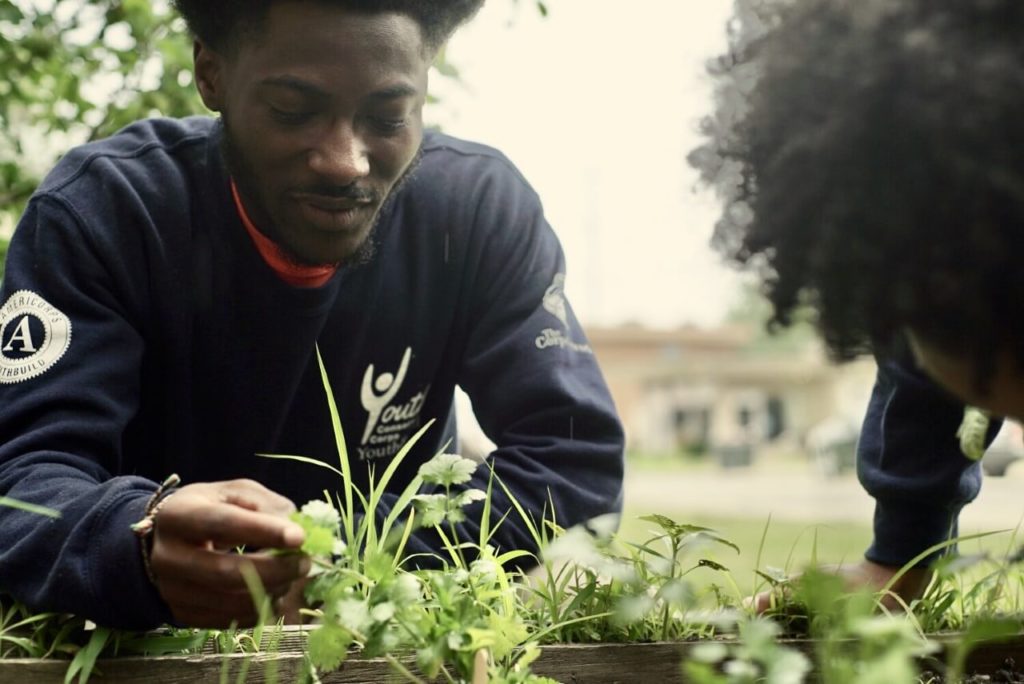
[8,353,1024,683]
[685,616,811,684]
[259,347,556,683]
[0,497,60,517]
[527,510,748,646]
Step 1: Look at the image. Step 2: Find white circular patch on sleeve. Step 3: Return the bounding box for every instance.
[0,290,73,384]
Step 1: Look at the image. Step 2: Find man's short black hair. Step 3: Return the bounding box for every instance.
[173,0,485,54]
[691,0,1024,382]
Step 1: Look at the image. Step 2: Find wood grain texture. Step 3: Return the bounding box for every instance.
[3,635,1024,682]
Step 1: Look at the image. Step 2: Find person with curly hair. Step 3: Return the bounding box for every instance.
[692,0,1024,607]
[0,1,625,629]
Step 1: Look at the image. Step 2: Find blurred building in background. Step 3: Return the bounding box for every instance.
[586,324,877,471]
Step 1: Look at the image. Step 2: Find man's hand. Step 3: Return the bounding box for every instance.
[148,479,310,627]
[750,559,932,614]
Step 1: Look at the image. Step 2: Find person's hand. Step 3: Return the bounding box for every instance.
[749,559,932,614]
[147,479,310,627]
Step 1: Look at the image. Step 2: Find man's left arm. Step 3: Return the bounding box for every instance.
[438,153,625,560]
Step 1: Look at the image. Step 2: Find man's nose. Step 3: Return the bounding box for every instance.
[307,120,370,183]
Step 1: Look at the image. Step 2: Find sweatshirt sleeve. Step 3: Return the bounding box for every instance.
[858,351,996,568]
[0,196,172,629]
[399,151,625,564]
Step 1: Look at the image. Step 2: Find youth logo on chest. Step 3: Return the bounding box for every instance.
[358,346,429,461]
[0,290,72,384]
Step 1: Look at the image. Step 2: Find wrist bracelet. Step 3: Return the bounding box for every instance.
[130,473,181,585]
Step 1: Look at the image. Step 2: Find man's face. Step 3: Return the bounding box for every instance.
[907,330,1024,422]
[194,3,430,265]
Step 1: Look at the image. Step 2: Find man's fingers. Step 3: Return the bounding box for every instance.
[187,502,304,548]
[217,479,297,517]
[145,479,311,628]
[748,590,769,614]
[746,561,931,616]
[158,578,264,626]
[158,493,305,549]
[749,587,787,615]
[152,543,310,593]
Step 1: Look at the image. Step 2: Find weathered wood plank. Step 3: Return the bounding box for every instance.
[3,635,1024,683]
[534,642,693,683]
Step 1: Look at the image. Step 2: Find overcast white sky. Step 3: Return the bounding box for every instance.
[10,0,745,329]
[431,0,743,329]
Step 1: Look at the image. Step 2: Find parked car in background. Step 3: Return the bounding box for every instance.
[806,416,860,478]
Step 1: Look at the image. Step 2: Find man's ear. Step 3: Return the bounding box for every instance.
[193,40,225,112]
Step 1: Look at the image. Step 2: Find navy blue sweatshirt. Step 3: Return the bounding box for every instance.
[858,350,999,569]
[0,117,625,629]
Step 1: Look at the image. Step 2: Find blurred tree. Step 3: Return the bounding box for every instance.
[726,281,817,355]
[0,0,550,273]
[1,0,200,225]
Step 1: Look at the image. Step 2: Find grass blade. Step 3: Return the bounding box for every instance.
[0,497,60,518]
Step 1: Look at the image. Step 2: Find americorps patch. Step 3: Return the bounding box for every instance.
[0,290,72,384]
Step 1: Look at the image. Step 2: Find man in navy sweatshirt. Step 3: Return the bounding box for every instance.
[0,0,625,629]
[691,0,1022,607]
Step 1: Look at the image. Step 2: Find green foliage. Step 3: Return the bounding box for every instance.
[530,511,741,645]
[685,618,811,684]
[0,0,204,277]
[0,496,60,518]
[278,448,549,683]
[0,0,203,223]
[0,597,212,672]
[291,500,343,557]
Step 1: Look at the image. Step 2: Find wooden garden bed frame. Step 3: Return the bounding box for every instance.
[3,628,1023,683]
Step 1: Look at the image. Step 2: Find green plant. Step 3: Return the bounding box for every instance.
[7,348,1024,682]
[0,497,60,517]
[527,512,745,645]
[685,617,811,684]
[259,347,556,683]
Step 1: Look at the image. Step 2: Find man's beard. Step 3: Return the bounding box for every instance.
[218,117,424,268]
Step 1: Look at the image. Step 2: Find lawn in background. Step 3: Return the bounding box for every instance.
[617,511,873,597]
[616,509,1023,613]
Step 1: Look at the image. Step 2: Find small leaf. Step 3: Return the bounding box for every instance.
[453,488,487,509]
[698,558,730,572]
[412,493,448,527]
[64,627,111,684]
[302,526,335,557]
[300,499,341,528]
[370,601,395,622]
[418,453,478,486]
[307,623,352,671]
[690,641,728,664]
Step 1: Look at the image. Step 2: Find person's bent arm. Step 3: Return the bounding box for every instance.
[358,146,624,566]
[754,351,994,613]
[859,354,993,574]
[0,197,306,628]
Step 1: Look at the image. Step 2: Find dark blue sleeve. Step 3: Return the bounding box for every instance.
[0,197,172,629]
[858,353,996,567]
[394,153,624,563]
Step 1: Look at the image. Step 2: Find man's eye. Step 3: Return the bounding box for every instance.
[269,107,314,125]
[370,116,408,134]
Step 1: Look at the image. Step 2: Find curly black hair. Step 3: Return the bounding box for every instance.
[690,0,1024,383]
[172,0,484,54]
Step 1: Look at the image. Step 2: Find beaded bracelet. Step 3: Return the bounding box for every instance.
[130,473,181,584]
